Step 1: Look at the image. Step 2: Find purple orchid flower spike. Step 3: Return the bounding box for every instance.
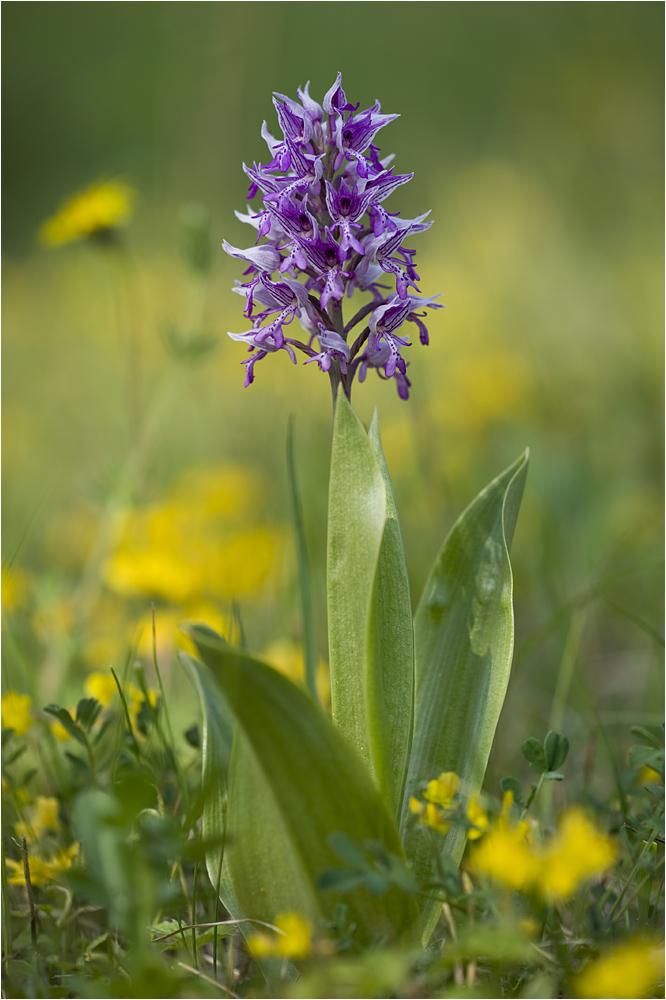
[223,73,442,402]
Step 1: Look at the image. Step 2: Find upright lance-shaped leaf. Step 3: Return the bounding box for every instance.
[401,451,528,939]
[327,393,414,817]
[367,412,414,817]
[180,647,244,921]
[187,625,420,946]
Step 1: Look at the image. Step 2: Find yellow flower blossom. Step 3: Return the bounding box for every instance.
[425,801,452,835]
[576,939,665,999]
[474,817,539,891]
[248,912,312,960]
[84,671,117,708]
[424,772,459,808]
[104,547,203,604]
[474,802,616,900]
[39,181,134,246]
[637,765,662,785]
[1,566,28,614]
[126,683,158,732]
[5,843,79,887]
[466,795,489,840]
[411,774,488,840]
[15,796,60,842]
[50,717,72,741]
[1,691,33,735]
[538,808,617,900]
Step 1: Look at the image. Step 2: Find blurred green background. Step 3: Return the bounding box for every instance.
[3,3,663,796]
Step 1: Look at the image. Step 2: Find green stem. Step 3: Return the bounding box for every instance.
[327,300,348,410]
[520,772,547,821]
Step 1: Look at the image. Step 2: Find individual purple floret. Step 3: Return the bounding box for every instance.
[223,73,442,402]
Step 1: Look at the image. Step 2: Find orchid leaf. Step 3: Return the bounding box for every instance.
[327,393,386,770]
[367,411,414,817]
[186,625,420,946]
[400,451,528,939]
[180,650,243,922]
[327,393,413,818]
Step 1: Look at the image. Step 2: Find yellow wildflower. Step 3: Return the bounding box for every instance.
[51,713,74,741]
[474,818,539,891]
[475,802,616,900]
[424,772,459,808]
[126,683,158,732]
[1,566,28,614]
[576,939,665,999]
[538,808,616,900]
[409,797,425,816]
[248,912,312,960]
[207,529,276,598]
[6,843,79,887]
[104,547,203,604]
[15,796,60,841]
[39,181,134,246]
[637,765,662,785]
[1,691,33,735]
[467,795,489,840]
[425,801,452,835]
[84,671,117,708]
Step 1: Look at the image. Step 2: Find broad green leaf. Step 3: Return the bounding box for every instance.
[328,395,414,817]
[180,650,243,922]
[366,412,414,816]
[327,393,386,770]
[187,625,420,946]
[401,451,528,939]
[544,730,569,771]
[522,737,548,774]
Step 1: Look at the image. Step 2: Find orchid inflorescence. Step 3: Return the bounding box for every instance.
[223,72,442,400]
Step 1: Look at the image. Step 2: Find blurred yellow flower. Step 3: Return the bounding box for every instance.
[538,808,617,900]
[104,547,203,603]
[84,671,117,708]
[15,796,60,841]
[208,529,277,598]
[50,717,72,741]
[1,566,28,614]
[104,465,281,606]
[474,800,616,900]
[637,765,662,785]
[1,691,33,735]
[425,801,452,835]
[248,912,312,960]
[424,772,459,808]
[127,683,158,730]
[466,795,489,840]
[5,843,79,887]
[474,816,539,891]
[576,939,665,999]
[39,181,134,247]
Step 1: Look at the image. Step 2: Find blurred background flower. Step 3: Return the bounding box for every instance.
[2,4,662,784]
